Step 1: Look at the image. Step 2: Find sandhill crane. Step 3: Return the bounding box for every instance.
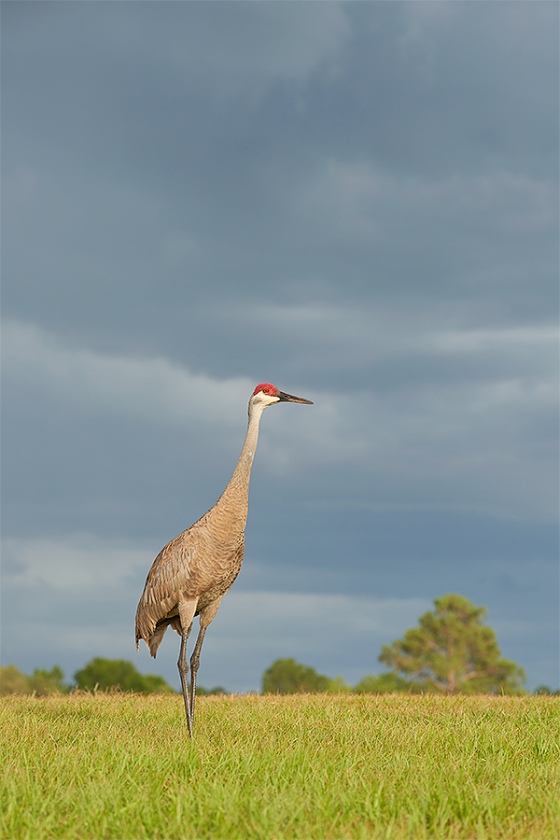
[135,382,313,735]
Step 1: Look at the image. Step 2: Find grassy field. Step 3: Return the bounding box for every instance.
[1,692,558,840]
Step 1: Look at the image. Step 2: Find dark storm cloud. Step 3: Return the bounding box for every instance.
[4,2,556,343]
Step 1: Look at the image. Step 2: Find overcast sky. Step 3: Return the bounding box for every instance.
[2,1,558,694]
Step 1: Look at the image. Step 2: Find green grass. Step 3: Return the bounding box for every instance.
[1,692,558,839]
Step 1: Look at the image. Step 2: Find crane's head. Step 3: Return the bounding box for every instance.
[251,382,313,410]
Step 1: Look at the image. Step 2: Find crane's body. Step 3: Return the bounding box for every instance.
[135,382,312,735]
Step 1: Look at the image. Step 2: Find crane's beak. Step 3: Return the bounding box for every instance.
[277,390,313,405]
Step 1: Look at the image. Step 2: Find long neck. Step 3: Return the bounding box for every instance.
[217,401,265,519]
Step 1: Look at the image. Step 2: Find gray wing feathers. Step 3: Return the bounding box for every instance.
[135,505,247,650]
[135,533,197,643]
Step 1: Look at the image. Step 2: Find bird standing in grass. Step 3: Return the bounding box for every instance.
[135,383,313,735]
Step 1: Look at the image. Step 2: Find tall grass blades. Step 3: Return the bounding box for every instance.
[1,693,558,839]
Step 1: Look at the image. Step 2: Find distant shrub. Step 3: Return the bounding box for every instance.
[0,664,70,696]
[0,665,31,695]
[196,685,227,696]
[534,685,560,696]
[262,658,332,694]
[74,658,175,694]
[353,673,416,694]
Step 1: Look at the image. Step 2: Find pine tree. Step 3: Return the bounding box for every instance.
[379,594,525,694]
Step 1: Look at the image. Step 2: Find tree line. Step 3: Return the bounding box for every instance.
[1,594,557,697]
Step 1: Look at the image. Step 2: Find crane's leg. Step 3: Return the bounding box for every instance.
[178,629,193,736]
[189,598,222,727]
[177,600,198,737]
[188,624,207,725]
